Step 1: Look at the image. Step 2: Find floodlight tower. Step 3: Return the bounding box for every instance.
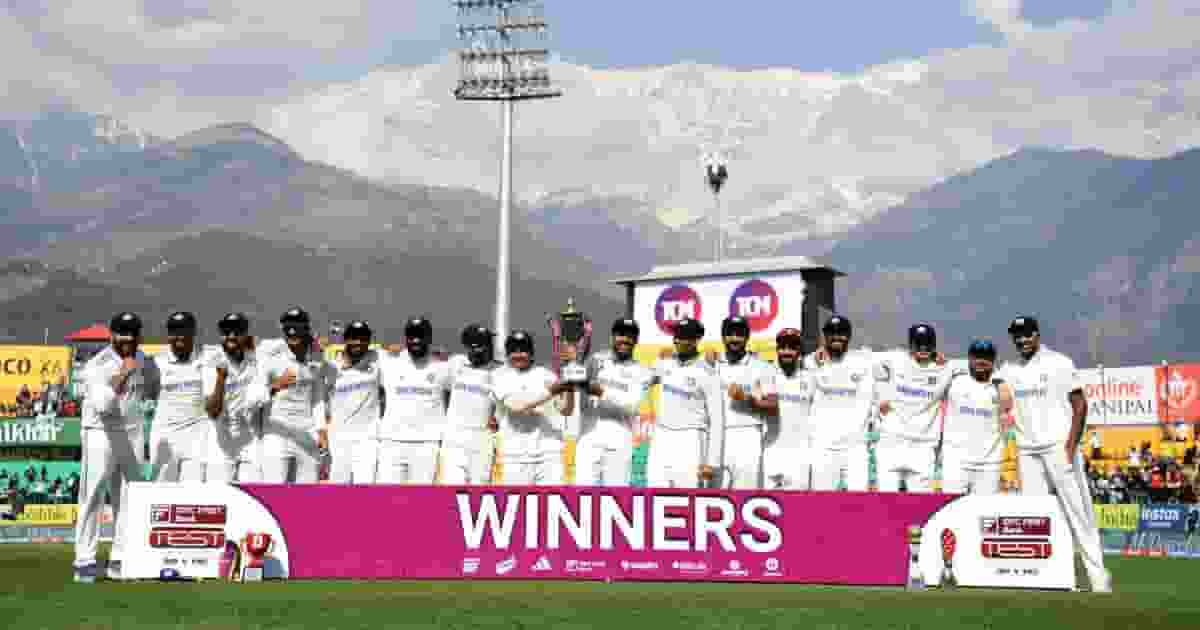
[453,0,562,354]
[704,153,730,262]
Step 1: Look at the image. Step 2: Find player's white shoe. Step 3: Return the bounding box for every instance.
[73,563,98,584]
[105,560,124,581]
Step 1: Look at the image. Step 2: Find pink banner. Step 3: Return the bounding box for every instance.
[238,485,956,584]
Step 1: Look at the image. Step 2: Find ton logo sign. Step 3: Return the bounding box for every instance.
[655,285,703,335]
[728,279,779,333]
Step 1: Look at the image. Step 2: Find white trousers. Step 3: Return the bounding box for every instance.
[75,426,144,568]
[940,448,1002,495]
[575,421,633,487]
[763,445,812,490]
[810,445,870,492]
[720,425,764,489]
[260,422,322,484]
[646,427,706,489]
[376,440,439,484]
[1018,445,1110,591]
[149,424,210,483]
[207,459,261,483]
[440,431,496,485]
[498,455,563,486]
[874,437,936,493]
[328,435,378,484]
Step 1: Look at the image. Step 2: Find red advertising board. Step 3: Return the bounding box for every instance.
[1157,363,1200,422]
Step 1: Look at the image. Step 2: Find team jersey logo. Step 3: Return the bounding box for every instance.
[728,279,779,332]
[655,285,702,335]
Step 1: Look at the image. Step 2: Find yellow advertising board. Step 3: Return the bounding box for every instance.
[1094,504,1140,531]
[0,504,78,526]
[0,345,74,404]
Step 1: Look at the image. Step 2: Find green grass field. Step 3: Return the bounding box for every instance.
[1,546,1196,630]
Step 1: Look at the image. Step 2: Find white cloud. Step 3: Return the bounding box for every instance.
[0,1,440,135]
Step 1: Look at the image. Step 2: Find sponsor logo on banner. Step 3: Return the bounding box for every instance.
[1094,504,1139,531]
[620,560,660,571]
[1158,364,1200,421]
[1140,505,1185,532]
[125,483,291,581]
[495,556,516,575]
[531,556,553,572]
[151,504,227,525]
[5,504,78,526]
[921,496,1073,589]
[462,558,481,574]
[0,345,73,404]
[149,527,226,549]
[655,285,702,335]
[728,279,779,332]
[671,560,709,576]
[762,557,782,577]
[1079,367,1159,425]
[565,559,607,574]
[720,559,749,577]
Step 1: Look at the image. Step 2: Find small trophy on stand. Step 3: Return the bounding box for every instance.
[240,532,273,582]
[548,299,592,482]
[906,525,927,591]
[939,529,958,590]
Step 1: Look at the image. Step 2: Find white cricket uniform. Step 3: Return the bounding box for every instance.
[874,352,954,493]
[205,351,266,482]
[377,353,452,484]
[491,365,566,486]
[149,350,211,483]
[761,363,816,489]
[74,348,159,570]
[648,355,725,489]
[940,373,1006,495]
[998,345,1110,591]
[259,351,332,483]
[327,350,384,484]
[715,352,771,488]
[807,350,880,491]
[440,356,501,486]
[576,352,653,487]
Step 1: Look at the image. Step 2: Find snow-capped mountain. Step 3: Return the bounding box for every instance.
[0,109,157,198]
[260,57,1012,253]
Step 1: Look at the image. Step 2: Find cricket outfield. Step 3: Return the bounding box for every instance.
[0,545,1195,629]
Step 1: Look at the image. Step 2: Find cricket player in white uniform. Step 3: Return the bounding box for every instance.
[998,315,1111,593]
[760,328,816,489]
[575,318,654,487]
[205,312,266,482]
[491,330,574,485]
[647,318,726,488]
[939,339,1012,495]
[74,312,160,583]
[377,317,452,484]
[807,316,879,492]
[714,316,772,488]
[874,324,954,493]
[149,312,211,482]
[327,320,384,483]
[259,308,332,483]
[440,324,501,485]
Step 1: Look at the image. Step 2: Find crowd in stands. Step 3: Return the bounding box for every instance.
[0,463,79,519]
[1,378,81,419]
[1085,430,1200,505]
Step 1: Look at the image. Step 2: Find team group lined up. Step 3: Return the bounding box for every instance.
[72,305,1111,590]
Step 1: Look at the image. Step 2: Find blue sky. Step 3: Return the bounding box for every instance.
[376,0,1116,75]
